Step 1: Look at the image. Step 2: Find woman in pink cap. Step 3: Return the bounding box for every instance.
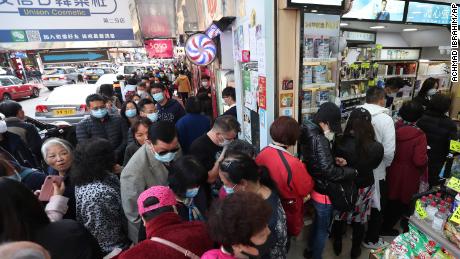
[114,186,213,259]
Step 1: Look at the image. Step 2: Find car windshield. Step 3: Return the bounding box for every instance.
[44,68,66,75]
[124,66,143,74]
[10,77,22,84]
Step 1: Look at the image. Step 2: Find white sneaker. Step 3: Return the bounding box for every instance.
[362,238,389,249]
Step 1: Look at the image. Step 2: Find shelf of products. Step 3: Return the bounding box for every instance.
[415,61,451,96]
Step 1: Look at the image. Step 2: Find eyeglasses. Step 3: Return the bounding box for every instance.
[156,147,180,156]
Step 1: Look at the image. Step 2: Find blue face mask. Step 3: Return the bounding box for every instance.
[185,187,199,198]
[147,112,159,122]
[125,109,137,118]
[152,92,165,102]
[154,151,177,163]
[91,108,108,119]
[223,184,236,195]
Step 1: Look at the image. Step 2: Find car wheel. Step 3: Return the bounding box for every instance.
[3,93,11,101]
[47,87,55,91]
[31,88,40,98]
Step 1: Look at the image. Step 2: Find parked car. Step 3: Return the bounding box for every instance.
[83,67,116,84]
[0,75,41,101]
[35,84,98,123]
[41,67,79,91]
[95,74,118,87]
[117,64,147,77]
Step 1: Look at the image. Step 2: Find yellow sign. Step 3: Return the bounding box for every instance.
[450,206,460,224]
[447,177,460,193]
[450,140,460,153]
[415,199,428,219]
[361,62,370,69]
[376,44,383,50]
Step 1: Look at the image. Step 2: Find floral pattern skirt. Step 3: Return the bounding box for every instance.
[335,185,375,224]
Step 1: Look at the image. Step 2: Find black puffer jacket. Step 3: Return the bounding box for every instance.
[417,110,457,163]
[334,135,384,188]
[299,121,356,195]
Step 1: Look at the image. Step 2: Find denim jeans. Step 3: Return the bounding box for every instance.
[309,200,333,259]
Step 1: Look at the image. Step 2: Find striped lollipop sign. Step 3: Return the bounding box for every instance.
[185,33,217,66]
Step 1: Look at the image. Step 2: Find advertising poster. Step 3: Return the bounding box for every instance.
[343,0,405,22]
[406,2,451,25]
[145,39,174,58]
[243,107,252,143]
[258,76,267,110]
[244,70,258,112]
[0,0,138,49]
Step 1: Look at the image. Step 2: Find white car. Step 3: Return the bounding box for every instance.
[95,73,118,87]
[117,64,147,77]
[35,84,98,124]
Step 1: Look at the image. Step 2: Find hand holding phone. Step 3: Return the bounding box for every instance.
[38,176,63,202]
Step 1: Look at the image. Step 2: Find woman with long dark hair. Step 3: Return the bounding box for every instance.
[220,151,287,259]
[332,108,384,259]
[0,178,102,259]
[414,77,438,109]
[120,100,140,129]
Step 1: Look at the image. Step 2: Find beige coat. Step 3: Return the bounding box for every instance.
[175,75,191,93]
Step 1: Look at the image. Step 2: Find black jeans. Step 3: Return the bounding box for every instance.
[382,199,410,233]
[364,179,387,243]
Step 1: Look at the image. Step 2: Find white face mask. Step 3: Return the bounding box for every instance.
[324,130,335,142]
[427,88,437,96]
[0,120,7,134]
[201,81,209,88]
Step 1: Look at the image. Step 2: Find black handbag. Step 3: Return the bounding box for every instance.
[325,178,358,212]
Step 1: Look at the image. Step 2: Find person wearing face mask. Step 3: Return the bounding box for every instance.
[196,75,213,118]
[76,94,128,164]
[299,102,357,259]
[414,77,439,109]
[256,117,313,243]
[168,156,210,222]
[123,118,152,166]
[383,77,405,108]
[202,192,272,259]
[174,70,192,103]
[176,97,211,154]
[136,82,151,100]
[219,151,288,259]
[359,87,396,250]
[114,186,213,259]
[122,78,138,102]
[0,113,38,168]
[120,101,140,129]
[151,83,185,124]
[126,99,159,145]
[99,84,122,109]
[121,121,182,243]
[222,87,237,119]
[417,94,457,187]
[189,115,240,184]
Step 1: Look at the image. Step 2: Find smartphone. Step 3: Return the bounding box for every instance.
[38,175,63,202]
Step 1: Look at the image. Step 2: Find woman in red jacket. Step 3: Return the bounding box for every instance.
[382,101,427,235]
[256,116,314,238]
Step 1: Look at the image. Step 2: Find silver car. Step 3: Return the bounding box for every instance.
[35,84,98,124]
[41,67,80,91]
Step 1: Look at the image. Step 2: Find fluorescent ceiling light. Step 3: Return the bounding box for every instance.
[369,26,385,29]
[340,23,349,26]
[311,10,318,13]
[419,59,430,62]
[403,28,418,32]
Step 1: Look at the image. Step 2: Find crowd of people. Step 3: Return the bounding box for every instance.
[0,71,456,259]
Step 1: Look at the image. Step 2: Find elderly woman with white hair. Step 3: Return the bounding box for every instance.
[41,138,76,219]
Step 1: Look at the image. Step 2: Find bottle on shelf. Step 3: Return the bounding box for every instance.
[420,196,428,207]
[426,201,438,221]
[434,192,442,203]
[432,207,448,232]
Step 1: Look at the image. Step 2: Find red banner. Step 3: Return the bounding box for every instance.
[145,39,174,58]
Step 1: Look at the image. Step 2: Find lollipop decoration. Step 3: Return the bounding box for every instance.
[185,33,217,66]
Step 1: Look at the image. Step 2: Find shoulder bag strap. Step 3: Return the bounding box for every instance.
[150,237,200,259]
[276,149,293,191]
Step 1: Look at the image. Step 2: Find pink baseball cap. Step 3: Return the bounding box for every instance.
[137,186,177,216]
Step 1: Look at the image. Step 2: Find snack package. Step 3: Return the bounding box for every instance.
[390,224,440,258]
[444,221,460,248]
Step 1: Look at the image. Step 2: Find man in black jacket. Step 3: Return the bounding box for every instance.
[0,101,42,162]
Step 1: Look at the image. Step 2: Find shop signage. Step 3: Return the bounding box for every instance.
[145,39,174,59]
[39,50,109,64]
[379,49,420,61]
[174,47,185,57]
[10,52,27,59]
[343,31,375,43]
[406,1,451,25]
[258,76,266,110]
[343,0,405,22]
[205,23,222,39]
[0,0,137,49]
[289,0,342,6]
[185,33,217,66]
[304,13,340,37]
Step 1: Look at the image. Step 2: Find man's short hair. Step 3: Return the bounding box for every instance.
[85,94,105,107]
[222,87,236,101]
[148,121,177,144]
[0,101,22,118]
[137,82,146,88]
[365,87,386,104]
[212,115,240,133]
[138,99,155,112]
[385,77,405,90]
[150,83,165,91]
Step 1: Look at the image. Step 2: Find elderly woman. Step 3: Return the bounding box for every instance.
[41,138,76,219]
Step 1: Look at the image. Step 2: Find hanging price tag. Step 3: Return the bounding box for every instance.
[450,140,460,153]
[376,44,383,50]
[446,177,460,193]
[361,62,370,69]
[415,199,427,219]
[450,206,460,224]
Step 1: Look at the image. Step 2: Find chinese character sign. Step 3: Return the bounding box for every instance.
[0,0,137,48]
[145,39,174,59]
